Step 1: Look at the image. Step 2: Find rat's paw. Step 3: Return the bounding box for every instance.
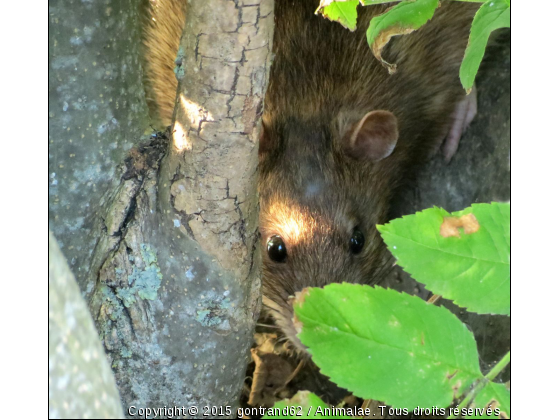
[441,86,477,163]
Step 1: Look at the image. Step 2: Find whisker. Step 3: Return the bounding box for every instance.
[255,323,280,329]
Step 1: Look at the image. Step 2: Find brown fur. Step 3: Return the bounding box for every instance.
[141,0,187,128]
[259,1,477,350]
[143,0,478,350]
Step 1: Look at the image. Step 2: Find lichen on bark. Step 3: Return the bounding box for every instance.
[81,0,274,416]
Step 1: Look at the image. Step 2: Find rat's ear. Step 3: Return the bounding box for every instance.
[342,110,399,162]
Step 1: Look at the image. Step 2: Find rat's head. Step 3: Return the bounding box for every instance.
[258,110,399,351]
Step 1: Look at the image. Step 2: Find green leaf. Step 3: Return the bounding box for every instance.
[294,284,482,409]
[361,0,401,5]
[378,203,510,315]
[316,0,360,31]
[465,382,510,418]
[460,0,510,92]
[263,391,351,419]
[366,0,439,73]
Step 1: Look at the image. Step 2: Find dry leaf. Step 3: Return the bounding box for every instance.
[248,348,294,407]
[440,213,480,238]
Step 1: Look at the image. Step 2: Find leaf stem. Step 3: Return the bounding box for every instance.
[485,351,511,382]
[447,351,510,419]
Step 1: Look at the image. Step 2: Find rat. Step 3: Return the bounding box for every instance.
[258,1,477,351]
[142,0,478,351]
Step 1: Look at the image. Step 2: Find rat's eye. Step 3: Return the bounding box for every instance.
[267,235,287,263]
[349,227,365,254]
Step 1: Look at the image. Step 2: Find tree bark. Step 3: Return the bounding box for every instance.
[49,231,124,419]
[48,0,151,296]
[83,0,274,416]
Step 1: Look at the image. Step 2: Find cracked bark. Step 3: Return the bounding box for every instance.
[49,0,273,416]
[82,0,274,417]
[163,0,274,282]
